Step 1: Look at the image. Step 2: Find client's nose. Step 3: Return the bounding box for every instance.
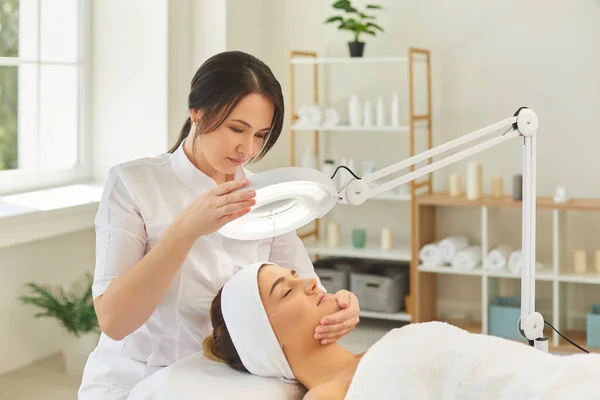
[303,278,318,295]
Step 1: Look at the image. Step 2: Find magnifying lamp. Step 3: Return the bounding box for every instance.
[219,107,547,351]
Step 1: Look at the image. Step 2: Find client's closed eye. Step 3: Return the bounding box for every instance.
[282,288,293,298]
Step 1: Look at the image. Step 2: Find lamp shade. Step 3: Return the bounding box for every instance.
[218,167,338,240]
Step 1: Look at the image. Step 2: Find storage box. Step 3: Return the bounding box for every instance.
[586,304,600,349]
[315,268,348,293]
[350,265,408,313]
[489,297,522,341]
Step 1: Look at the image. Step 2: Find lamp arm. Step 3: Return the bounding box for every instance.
[361,116,517,185]
[338,107,547,350]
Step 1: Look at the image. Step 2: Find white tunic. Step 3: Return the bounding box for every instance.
[79,141,319,398]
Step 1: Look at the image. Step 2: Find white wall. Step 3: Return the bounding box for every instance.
[0,231,96,375]
[252,0,600,328]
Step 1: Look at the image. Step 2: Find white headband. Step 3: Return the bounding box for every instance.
[221,262,296,381]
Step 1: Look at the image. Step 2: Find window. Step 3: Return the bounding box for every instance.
[0,0,88,195]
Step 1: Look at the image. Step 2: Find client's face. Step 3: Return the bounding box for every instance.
[258,264,340,349]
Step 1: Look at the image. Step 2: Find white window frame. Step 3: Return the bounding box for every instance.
[0,0,91,196]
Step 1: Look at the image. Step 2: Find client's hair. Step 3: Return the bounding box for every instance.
[202,288,249,373]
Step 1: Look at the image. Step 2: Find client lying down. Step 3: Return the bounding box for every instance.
[202,262,600,400]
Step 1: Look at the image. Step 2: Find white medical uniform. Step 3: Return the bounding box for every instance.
[78,141,319,399]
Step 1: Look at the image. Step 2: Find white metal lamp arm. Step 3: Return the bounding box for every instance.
[338,107,547,350]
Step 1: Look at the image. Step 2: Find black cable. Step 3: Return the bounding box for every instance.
[330,165,361,180]
[544,321,590,353]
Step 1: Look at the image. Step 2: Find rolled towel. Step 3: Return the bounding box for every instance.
[419,242,443,266]
[508,250,543,275]
[483,244,513,271]
[451,246,482,270]
[439,236,469,263]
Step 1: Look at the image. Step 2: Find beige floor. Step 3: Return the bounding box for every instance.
[0,319,401,399]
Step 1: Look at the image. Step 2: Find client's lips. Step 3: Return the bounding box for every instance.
[317,293,327,306]
[228,157,246,165]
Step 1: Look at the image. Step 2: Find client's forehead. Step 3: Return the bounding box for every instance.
[257,263,282,295]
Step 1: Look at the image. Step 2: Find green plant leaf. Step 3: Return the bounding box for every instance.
[365,29,377,35]
[367,22,384,32]
[19,273,99,336]
[333,0,351,10]
[325,15,344,24]
[366,4,382,9]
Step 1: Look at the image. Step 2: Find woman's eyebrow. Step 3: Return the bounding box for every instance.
[231,118,271,132]
[269,269,296,297]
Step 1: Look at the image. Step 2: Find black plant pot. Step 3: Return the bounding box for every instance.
[348,41,365,58]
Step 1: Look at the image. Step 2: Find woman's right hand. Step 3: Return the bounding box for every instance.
[177,178,257,239]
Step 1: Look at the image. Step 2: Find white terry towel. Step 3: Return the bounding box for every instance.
[438,236,469,263]
[508,249,544,275]
[419,242,443,266]
[344,321,600,400]
[483,244,513,271]
[450,246,482,270]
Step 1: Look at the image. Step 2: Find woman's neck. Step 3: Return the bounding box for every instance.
[286,343,362,389]
[183,139,229,184]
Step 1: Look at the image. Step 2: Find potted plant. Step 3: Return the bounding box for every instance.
[19,272,100,376]
[325,0,385,58]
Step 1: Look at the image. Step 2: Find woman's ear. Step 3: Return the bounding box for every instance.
[190,108,202,124]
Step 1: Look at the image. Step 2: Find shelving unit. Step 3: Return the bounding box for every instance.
[413,191,600,353]
[289,49,433,323]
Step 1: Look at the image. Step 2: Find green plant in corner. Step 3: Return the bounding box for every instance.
[325,0,384,57]
[19,272,99,338]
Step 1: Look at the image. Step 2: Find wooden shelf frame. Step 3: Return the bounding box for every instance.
[289,49,433,321]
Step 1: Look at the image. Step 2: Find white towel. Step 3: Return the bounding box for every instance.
[344,321,600,400]
[483,244,513,271]
[221,262,296,381]
[508,250,543,275]
[450,246,481,270]
[419,242,443,266]
[438,236,469,263]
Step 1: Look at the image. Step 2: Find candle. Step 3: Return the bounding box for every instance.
[327,222,341,248]
[381,228,393,250]
[595,250,600,273]
[449,173,463,197]
[492,177,503,198]
[574,250,587,274]
[467,162,483,200]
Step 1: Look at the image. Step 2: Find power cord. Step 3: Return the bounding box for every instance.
[544,321,590,353]
[330,165,362,180]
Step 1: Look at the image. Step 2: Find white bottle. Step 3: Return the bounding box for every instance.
[322,159,336,179]
[376,96,385,127]
[301,148,317,169]
[363,101,372,127]
[391,93,400,127]
[348,94,362,127]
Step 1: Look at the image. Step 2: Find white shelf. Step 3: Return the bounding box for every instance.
[359,310,411,322]
[559,271,600,284]
[306,243,411,262]
[336,192,410,203]
[486,267,555,281]
[419,264,483,276]
[292,124,409,133]
[291,56,409,65]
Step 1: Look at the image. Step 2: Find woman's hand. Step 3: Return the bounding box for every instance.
[176,178,257,239]
[314,290,361,345]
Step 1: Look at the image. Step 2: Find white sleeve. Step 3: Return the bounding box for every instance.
[92,166,147,299]
[268,230,327,292]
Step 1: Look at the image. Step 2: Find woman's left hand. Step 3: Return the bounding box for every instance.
[314,290,360,345]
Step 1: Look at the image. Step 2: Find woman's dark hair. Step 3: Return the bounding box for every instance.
[202,288,248,373]
[169,50,284,162]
